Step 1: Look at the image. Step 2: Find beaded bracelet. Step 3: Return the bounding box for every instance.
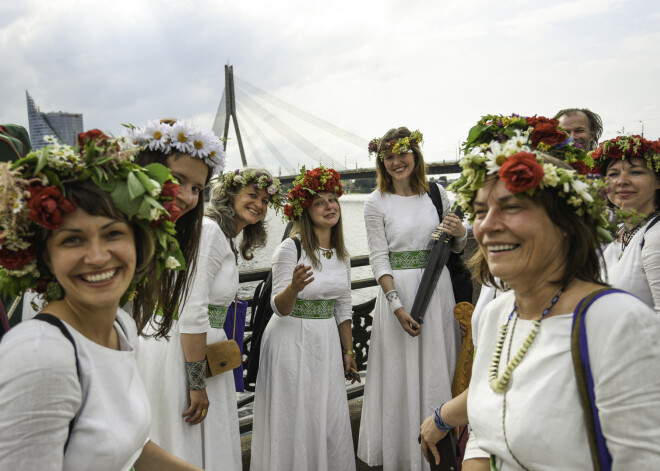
[186,360,208,391]
[434,402,455,432]
[385,289,403,315]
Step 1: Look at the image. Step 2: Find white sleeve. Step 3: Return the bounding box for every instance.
[270,238,299,317]
[463,427,490,461]
[333,258,352,325]
[641,225,660,315]
[0,322,81,469]
[178,222,227,333]
[588,295,660,467]
[364,194,393,282]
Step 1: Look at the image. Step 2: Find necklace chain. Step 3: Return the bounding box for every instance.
[488,288,563,393]
[621,208,660,255]
[319,247,333,259]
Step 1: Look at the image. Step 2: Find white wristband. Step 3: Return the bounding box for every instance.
[385,289,403,314]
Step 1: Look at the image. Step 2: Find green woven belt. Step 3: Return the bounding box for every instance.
[290,299,335,319]
[389,250,431,270]
[208,304,229,329]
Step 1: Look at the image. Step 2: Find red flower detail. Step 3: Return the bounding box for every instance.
[78,129,110,148]
[163,201,181,222]
[499,152,545,194]
[571,161,599,176]
[28,185,77,230]
[283,205,294,218]
[0,244,36,270]
[161,180,179,199]
[35,279,49,294]
[529,118,566,148]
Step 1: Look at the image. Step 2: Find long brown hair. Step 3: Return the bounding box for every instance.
[290,196,347,270]
[375,127,429,195]
[132,149,211,338]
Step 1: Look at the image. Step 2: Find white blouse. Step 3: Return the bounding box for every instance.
[0,309,151,470]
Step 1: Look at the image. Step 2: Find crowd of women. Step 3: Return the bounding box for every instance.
[0,113,658,471]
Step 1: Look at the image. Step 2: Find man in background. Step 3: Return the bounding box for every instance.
[554,108,603,151]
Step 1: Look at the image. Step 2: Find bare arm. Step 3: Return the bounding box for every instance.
[134,440,202,471]
[337,319,358,382]
[420,388,470,466]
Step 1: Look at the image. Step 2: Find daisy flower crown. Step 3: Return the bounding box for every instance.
[448,116,615,244]
[124,120,227,177]
[215,169,284,209]
[590,135,660,175]
[0,130,185,303]
[464,114,597,175]
[283,166,343,222]
[368,130,424,161]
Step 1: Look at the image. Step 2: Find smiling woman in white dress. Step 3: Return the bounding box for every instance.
[419,116,660,470]
[357,127,464,471]
[0,132,202,470]
[251,166,358,471]
[593,135,660,314]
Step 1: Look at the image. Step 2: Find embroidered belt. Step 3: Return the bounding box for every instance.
[290,299,335,319]
[389,250,431,270]
[208,304,229,329]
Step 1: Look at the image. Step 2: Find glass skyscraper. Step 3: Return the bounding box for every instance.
[26,91,83,150]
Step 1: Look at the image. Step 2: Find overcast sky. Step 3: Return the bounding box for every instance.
[1,0,659,173]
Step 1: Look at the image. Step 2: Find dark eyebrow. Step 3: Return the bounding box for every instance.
[474,194,517,207]
[54,220,123,234]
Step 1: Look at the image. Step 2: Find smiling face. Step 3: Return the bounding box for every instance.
[166,153,209,217]
[605,157,660,214]
[308,191,340,230]
[558,111,595,151]
[473,178,567,289]
[383,150,415,184]
[233,186,270,233]
[45,208,136,311]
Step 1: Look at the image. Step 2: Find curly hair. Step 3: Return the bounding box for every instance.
[375,127,429,195]
[204,167,272,261]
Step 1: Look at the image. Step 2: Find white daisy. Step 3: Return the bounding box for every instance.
[189,129,212,158]
[142,120,170,152]
[165,256,181,270]
[169,121,195,154]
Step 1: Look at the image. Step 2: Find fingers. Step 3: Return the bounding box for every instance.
[397,311,421,337]
[440,214,465,237]
[430,443,441,466]
[292,264,314,291]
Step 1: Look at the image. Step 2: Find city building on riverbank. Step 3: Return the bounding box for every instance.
[26,91,83,149]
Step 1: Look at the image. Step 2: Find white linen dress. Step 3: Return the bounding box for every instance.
[138,217,241,470]
[467,290,660,469]
[357,186,461,471]
[250,237,356,471]
[0,308,151,470]
[602,219,660,314]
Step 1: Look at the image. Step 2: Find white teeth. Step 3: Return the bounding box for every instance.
[81,269,116,283]
[248,209,259,215]
[489,244,518,252]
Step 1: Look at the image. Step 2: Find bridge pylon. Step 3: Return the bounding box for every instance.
[223,65,248,167]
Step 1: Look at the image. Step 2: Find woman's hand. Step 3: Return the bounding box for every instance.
[440,213,466,239]
[420,414,449,466]
[343,353,359,383]
[394,308,421,337]
[290,263,314,293]
[183,388,209,426]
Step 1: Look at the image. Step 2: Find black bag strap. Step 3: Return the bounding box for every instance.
[33,313,81,453]
[641,214,660,249]
[427,181,444,222]
[291,237,302,262]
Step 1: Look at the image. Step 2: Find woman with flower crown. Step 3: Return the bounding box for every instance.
[250,166,357,471]
[592,135,660,315]
[357,127,463,471]
[126,120,234,469]
[418,116,660,470]
[0,132,203,470]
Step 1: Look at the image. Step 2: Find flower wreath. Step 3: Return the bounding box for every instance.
[464,114,597,175]
[368,130,424,161]
[124,120,226,176]
[215,169,284,209]
[283,166,343,221]
[589,135,660,175]
[0,131,185,303]
[448,116,615,244]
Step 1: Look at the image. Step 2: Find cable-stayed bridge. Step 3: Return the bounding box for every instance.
[212,65,461,181]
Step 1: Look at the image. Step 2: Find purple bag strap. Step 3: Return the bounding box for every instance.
[571,288,624,471]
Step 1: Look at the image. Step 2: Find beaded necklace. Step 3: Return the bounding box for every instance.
[620,208,660,259]
[488,288,564,393]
